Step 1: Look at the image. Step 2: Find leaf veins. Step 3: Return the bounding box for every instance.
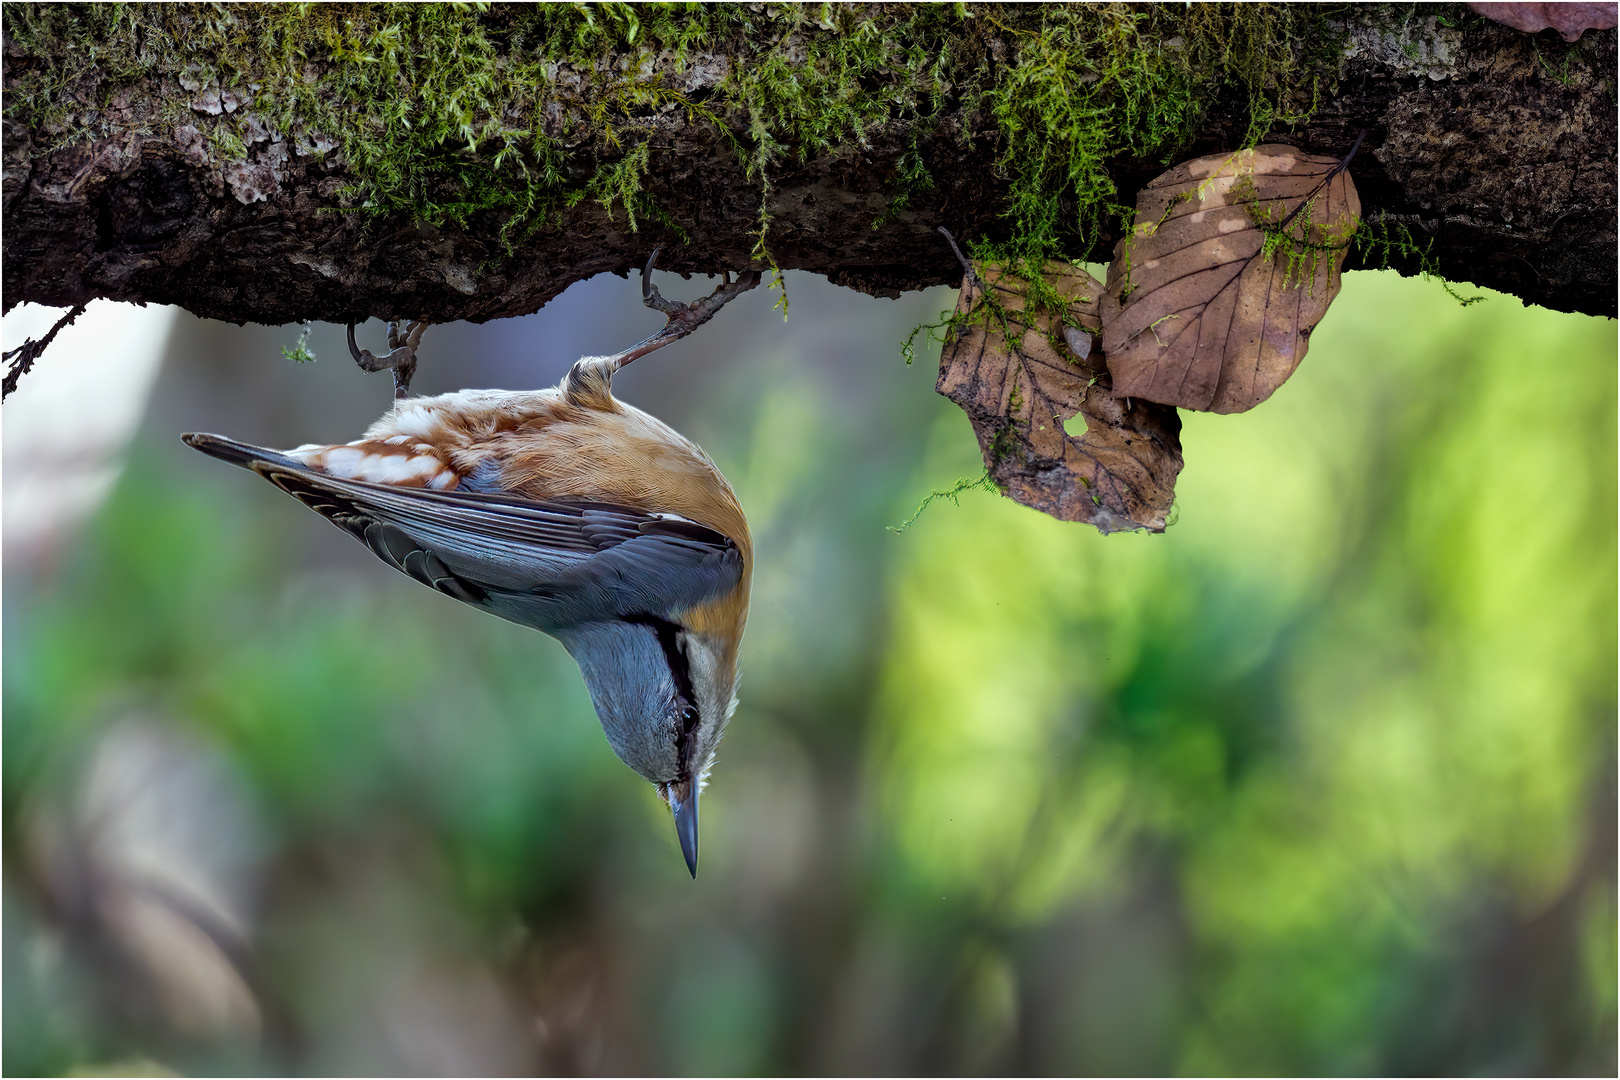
[1100,143,1361,414]
[936,263,1183,534]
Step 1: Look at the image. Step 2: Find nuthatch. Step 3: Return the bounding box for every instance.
[184,251,760,877]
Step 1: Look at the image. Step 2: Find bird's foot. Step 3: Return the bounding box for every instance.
[348,320,426,399]
[604,247,762,371]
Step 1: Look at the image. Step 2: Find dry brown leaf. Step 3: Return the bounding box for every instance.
[1467,2,1618,41]
[1100,144,1361,414]
[936,263,1183,534]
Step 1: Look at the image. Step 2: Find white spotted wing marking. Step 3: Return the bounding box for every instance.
[291,440,456,488]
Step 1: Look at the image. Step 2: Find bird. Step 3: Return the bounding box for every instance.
[184,251,761,877]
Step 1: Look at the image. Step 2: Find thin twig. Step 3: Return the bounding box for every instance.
[937,226,980,288]
[1275,129,1366,234]
[2,303,87,401]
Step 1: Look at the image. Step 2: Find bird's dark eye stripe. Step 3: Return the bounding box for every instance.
[625,614,701,746]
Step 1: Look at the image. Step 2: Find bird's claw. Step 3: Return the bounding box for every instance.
[348,320,426,399]
[609,247,762,370]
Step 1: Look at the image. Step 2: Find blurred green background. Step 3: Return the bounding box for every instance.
[3,267,1614,1075]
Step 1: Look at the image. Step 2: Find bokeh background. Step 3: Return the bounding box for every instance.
[3,265,1614,1076]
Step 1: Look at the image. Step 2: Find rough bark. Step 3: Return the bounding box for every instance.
[2,4,1614,328]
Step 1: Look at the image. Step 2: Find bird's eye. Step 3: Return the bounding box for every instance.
[680,704,699,731]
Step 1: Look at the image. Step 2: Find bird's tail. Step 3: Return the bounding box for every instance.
[181,432,308,473]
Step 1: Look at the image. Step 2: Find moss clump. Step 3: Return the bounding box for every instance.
[2,3,1341,265]
[281,322,317,363]
[982,3,1335,261]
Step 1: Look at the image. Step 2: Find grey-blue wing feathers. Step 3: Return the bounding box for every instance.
[182,432,744,631]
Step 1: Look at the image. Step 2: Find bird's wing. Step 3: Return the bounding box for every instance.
[183,433,743,629]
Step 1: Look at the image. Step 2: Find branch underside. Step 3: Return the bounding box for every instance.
[2,4,1613,328]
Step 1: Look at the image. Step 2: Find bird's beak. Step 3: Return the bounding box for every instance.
[670,778,699,879]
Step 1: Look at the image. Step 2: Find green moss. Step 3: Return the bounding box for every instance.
[281,322,317,363]
[2,2,1342,264]
[887,470,998,533]
[980,4,1336,262]
[1354,214,1485,306]
[207,125,248,163]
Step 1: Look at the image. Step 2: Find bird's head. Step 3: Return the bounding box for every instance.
[553,614,741,877]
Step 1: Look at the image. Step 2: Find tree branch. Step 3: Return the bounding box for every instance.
[2,3,1613,331]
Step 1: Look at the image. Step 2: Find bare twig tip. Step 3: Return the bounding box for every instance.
[2,303,87,401]
[937,227,979,287]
